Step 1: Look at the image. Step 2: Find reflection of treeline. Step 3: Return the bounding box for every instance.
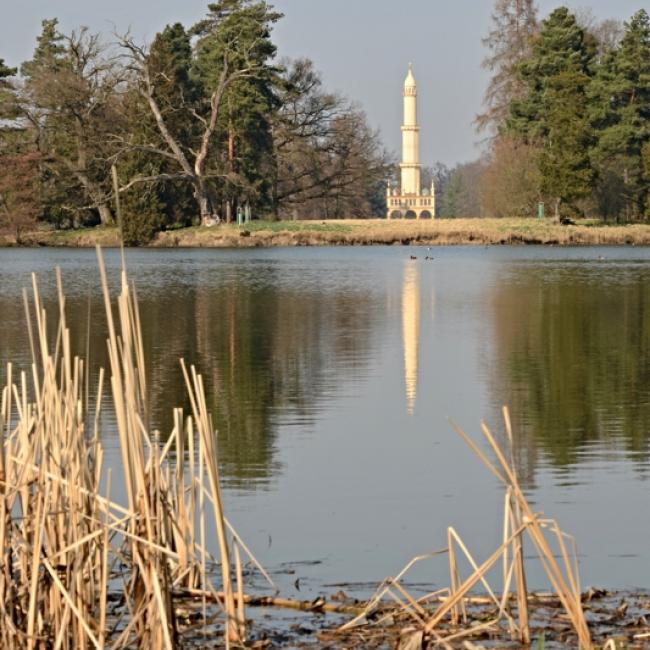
[193,282,378,487]
[0,269,378,489]
[491,265,650,479]
[439,3,650,222]
[0,1,390,244]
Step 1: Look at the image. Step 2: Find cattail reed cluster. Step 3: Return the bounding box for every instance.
[0,248,258,648]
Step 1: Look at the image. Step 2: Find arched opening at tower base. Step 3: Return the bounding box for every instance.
[405,210,417,219]
[390,210,403,219]
[419,210,432,220]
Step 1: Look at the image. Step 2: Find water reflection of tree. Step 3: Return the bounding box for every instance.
[140,277,377,491]
[491,265,650,483]
[0,273,377,492]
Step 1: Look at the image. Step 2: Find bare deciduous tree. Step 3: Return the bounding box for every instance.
[477,0,539,135]
[480,136,541,217]
[0,152,42,242]
[271,59,389,219]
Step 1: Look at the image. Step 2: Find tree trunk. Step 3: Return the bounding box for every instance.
[98,203,114,226]
[196,183,217,226]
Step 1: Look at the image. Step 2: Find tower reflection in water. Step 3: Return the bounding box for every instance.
[402,262,421,415]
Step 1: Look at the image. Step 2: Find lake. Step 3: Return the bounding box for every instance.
[1,245,649,597]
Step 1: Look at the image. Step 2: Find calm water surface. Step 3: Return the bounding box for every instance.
[1,246,649,594]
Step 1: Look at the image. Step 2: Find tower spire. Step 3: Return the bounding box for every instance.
[404,63,416,92]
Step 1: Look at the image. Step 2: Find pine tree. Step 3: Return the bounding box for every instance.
[0,59,17,121]
[0,59,16,85]
[591,10,650,220]
[20,19,66,82]
[191,0,282,221]
[477,0,538,134]
[509,8,595,217]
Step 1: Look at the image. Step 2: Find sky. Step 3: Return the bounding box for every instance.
[1,1,646,166]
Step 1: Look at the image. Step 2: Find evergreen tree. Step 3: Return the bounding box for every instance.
[20,19,66,83]
[574,9,623,63]
[0,59,16,89]
[509,8,595,217]
[119,23,198,241]
[539,69,594,218]
[191,0,282,221]
[477,0,538,134]
[590,10,650,220]
[0,59,17,122]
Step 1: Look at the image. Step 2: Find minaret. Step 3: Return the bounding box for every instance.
[400,64,421,196]
[387,64,436,219]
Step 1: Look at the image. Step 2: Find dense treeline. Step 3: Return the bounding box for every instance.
[445,3,650,222]
[3,2,650,236]
[0,0,390,243]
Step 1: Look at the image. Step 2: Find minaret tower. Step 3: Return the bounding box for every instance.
[387,64,436,219]
[401,64,420,196]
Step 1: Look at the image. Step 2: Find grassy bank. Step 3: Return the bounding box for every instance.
[6,218,650,248]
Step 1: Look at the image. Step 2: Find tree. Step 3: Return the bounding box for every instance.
[477,0,538,134]
[20,19,66,80]
[0,59,21,154]
[117,23,199,241]
[0,59,16,79]
[18,22,123,226]
[192,1,281,221]
[271,59,390,219]
[509,8,595,217]
[0,58,17,112]
[439,160,485,217]
[0,152,41,242]
[481,136,541,217]
[575,9,623,62]
[590,10,650,221]
[119,0,282,224]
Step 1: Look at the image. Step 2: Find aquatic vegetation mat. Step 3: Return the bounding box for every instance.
[1,247,647,648]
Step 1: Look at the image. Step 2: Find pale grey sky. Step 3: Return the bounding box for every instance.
[1,1,645,166]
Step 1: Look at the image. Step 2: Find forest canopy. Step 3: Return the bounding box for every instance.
[0,1,391,243]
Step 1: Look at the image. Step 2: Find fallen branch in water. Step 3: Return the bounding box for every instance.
[178,588,367,616]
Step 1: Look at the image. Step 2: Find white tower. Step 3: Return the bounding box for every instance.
[387,64,436,219]
[401,64,420,196]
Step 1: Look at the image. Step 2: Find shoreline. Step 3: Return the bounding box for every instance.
[5,218,650,249]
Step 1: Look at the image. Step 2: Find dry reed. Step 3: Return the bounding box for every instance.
[338,407,595,649]
[0,247,271,648]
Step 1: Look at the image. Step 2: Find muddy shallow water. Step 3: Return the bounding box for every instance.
[1,245,650,601]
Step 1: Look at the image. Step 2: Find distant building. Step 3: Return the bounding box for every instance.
[387,64,435,220]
